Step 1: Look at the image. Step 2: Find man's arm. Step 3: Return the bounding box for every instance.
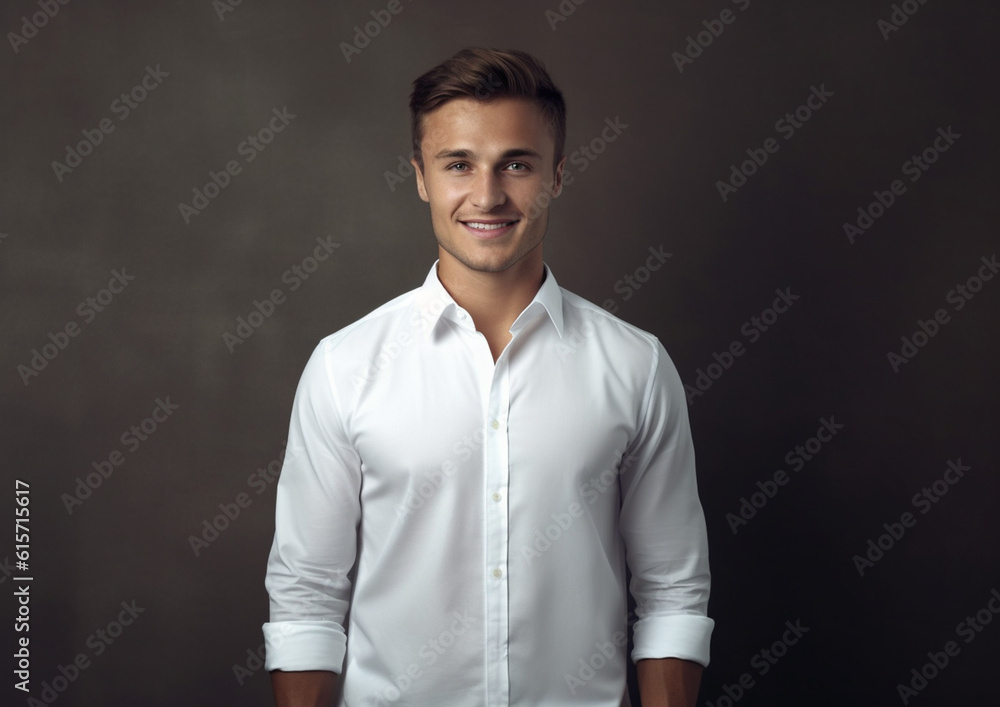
[636,657,703,707]
[271,670,338,707]
[263,342,361,693]
[618,340,714,689]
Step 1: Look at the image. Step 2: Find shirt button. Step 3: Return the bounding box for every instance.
[492,492,502,502]
[492,568,502,579]
[491,420,500,430]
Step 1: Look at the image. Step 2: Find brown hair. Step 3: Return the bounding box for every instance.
[409,48,566,173]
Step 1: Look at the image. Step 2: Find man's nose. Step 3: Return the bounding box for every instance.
[469,170,507,211]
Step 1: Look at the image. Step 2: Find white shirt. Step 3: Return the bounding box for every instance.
[263,261,713,706]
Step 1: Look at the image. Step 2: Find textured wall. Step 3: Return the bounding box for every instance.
[1,1,998,705]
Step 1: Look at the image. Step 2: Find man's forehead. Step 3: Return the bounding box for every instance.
[420,97,554,149]
[431,146,545,162]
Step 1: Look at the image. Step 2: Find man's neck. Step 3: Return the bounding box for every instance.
[436,251,545,345]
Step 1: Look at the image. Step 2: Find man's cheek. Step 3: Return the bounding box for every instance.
[523,187,554,221]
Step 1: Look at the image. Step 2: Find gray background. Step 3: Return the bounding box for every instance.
[2,0,998,705]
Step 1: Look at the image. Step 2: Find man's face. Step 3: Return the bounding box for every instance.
[412,97,565,274]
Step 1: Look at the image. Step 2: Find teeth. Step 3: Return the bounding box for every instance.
[466,221,514,230]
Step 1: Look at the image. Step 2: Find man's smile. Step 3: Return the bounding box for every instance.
[459,219,521,238]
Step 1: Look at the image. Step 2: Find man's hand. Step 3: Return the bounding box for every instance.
[271,670,337,707]
[636,657,703,707]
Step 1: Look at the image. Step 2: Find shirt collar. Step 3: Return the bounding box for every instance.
[415,260,565,340]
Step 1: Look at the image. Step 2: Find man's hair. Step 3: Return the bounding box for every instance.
[409,48,567,173]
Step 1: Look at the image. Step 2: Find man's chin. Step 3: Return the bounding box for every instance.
[438,245,517,274]
[436,232,544,275]
[453,254,515,274]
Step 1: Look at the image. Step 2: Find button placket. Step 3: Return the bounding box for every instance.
[484,351,511,704]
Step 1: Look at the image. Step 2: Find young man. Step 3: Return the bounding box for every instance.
[263,48,713,707]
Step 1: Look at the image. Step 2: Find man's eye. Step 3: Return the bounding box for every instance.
[448,163,469,172]
[506,162,529,171]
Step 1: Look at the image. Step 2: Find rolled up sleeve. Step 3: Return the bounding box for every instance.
[618,340,714,667]
[263,341,362,673]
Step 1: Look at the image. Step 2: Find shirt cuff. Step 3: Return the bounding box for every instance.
[631,614,715,667]
[262,621,347,673]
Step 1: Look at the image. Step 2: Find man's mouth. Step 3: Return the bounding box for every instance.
[461,220,519,231]
[459,219,520,238]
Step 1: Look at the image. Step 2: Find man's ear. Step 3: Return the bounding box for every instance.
[551,155,567,198]
[411,157,429,202]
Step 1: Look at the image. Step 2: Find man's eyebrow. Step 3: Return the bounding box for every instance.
[432,148,544,161]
